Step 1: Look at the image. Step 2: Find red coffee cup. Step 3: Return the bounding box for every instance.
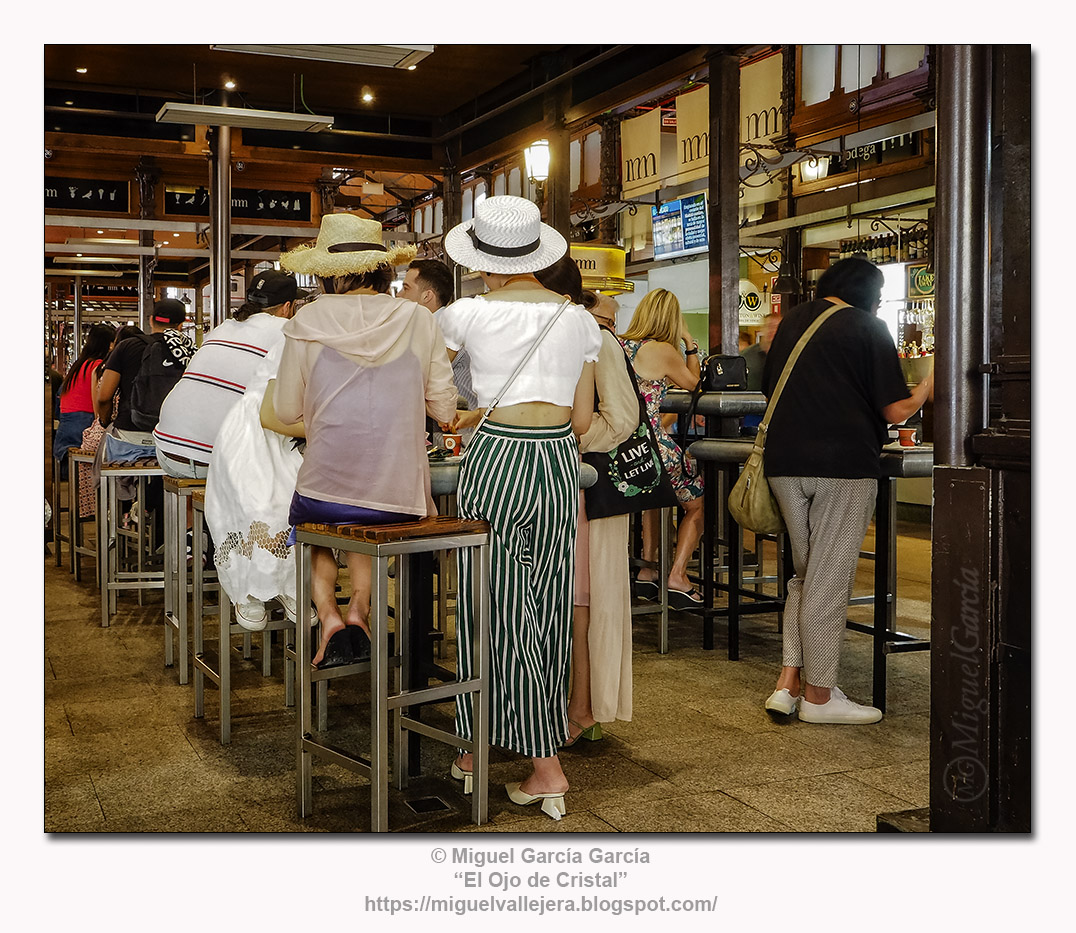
[443,433,463,456]
[898,427,916,447]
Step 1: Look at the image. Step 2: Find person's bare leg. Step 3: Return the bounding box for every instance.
[775,665,801,696]
[566,606,597,738]
[519,755,569,795]
[637,509,660,582]
[310,545,343,666]
[668,496,704,592]
[343,551,372,636]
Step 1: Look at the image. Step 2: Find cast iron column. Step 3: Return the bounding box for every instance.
[210,124,232,329]
[935,46,990,465]
[707,48,740,356]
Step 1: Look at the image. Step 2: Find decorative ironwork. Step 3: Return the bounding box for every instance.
[740,246,784,273]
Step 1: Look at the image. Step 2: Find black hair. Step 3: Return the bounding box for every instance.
[60,323,115,396]
[317,264,394,295]
[234,298,277,322]
[408,259,454,307]
[534,254,584,305]
[815,257,885,311]
[113,323,145,344]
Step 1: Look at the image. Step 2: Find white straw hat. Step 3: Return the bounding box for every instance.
[280,213,416,277]
[443,195,566,275]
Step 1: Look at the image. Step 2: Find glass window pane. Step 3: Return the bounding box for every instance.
[508,167,521,197]
[841,45,878,93]
[570,138,581,191]
[801,45,836,106]
[885,45,925,78]
[462,188,473,222]
[414,208,423,234]
[433,200,443,234]
[493,172,505,196]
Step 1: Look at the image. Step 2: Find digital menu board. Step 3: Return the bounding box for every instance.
[651,193,708,260]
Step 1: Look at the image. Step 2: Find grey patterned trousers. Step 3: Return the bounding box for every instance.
[769,476,877,688]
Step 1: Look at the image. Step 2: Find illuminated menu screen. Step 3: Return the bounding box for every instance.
[651,193,708,260]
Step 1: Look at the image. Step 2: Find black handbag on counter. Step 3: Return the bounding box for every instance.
[700,353,748,391]
[582,348,679,520]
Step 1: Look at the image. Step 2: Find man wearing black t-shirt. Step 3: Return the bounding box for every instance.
[760,258,933,725]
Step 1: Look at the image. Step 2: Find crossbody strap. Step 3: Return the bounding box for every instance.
[754,299,849,448]
[471,297,573,438]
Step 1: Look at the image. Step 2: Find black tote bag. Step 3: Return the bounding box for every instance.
[582,346,680,519]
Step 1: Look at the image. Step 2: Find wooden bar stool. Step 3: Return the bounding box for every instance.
[189,491,290,744]
[98,458,165,627]
[293,516,491,832]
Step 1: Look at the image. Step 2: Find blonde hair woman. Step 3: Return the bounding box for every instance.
[619,288,705,607]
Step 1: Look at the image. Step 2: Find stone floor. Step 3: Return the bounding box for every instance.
[43,500,933,835]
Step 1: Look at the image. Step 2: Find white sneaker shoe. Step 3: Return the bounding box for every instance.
[764,688,801,717]
[235,598,268,631]
[799,686,882,724]
[276,595,317,626]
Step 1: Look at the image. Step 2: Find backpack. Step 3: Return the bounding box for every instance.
[128,334,188,430]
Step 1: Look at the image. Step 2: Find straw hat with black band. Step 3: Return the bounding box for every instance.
[279,213,416,277]
[443,195,566,275]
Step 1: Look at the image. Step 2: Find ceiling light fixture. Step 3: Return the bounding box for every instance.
[76,67,87,74]
[210,44,434,70]
[155,102,333,132]
[65,100,73,106]
[224,79,237,90]
[361,86,374,103]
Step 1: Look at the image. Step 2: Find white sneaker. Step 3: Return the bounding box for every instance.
[276,595,317,626]
[799,686,882,724]
[235,598,268,631]
[764,688,801,717]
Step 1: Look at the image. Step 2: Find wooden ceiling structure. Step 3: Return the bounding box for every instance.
[45,42,721,314]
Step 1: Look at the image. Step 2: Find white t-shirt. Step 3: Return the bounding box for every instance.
[436,297,601,408]
[153,314,287,464]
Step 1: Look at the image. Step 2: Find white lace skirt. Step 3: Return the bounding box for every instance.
[204,383,302,606]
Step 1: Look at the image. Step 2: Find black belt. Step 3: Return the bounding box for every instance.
[165,452,209,468]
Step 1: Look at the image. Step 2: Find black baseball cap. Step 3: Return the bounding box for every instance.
[247,269,310,307]
[152,298,187,325]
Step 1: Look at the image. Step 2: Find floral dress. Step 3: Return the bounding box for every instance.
[620,338,704,504]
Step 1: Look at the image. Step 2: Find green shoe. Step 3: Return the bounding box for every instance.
[561,719,603,748]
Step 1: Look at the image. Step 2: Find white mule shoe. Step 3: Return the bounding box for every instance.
[450,762,473,795]
[505,782,566,821]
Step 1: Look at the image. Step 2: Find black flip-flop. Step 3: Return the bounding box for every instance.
[346,625,371,662]
[668,588,704,609]
[632,579,660,601]
[314,628,354,670]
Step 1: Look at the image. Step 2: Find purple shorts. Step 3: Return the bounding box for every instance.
[286,492,419,545]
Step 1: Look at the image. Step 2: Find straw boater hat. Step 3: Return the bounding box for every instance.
[443,195,566,275]
[279,213,416,277]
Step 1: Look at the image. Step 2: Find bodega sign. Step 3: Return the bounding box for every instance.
[739,280,765,326]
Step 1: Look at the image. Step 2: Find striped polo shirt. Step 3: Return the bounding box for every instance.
[152,314,286,465]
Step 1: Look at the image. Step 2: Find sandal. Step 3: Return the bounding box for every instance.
[632,578,660,601]
[314,628,354,670]
[668,587,704,608]
[561,718,603,749]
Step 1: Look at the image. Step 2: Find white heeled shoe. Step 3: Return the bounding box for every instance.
[450,762,473,795]
[505,782,566,821]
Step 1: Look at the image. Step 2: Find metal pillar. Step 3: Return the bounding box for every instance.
[210,125,232,329]
[707,49,740,355]
[934,46,990,466]
[443,139,463,298]
[543,65,571,240]
[72,274,83,348]
[922,44,1031,834]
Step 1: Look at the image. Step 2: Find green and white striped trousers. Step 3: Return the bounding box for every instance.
[454,421,579,758]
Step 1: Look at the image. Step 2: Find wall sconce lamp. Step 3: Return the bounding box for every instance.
[799,155,830,184]
[525,139,551,210]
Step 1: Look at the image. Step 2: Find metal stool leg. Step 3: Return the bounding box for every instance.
[370,552,390,833]
[296,541,314,817]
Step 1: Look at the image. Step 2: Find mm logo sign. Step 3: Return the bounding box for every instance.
[624,152,657,183]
